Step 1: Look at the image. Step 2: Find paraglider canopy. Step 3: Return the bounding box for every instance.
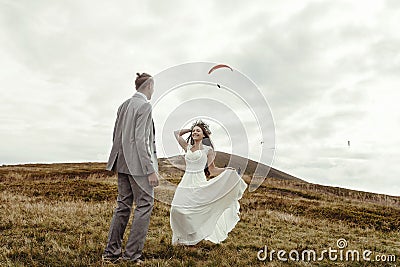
[208,64,233,74]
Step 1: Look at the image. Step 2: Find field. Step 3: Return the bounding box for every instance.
[0,160,399,266]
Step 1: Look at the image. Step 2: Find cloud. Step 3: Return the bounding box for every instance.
[0,0,399,195]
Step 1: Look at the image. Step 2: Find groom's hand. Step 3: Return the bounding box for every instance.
[148,172,159,187]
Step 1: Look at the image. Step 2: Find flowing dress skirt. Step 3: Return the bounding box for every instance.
[170,169,247,245]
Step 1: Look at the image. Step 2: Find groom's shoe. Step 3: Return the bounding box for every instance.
[101,253,121,264]
[121,255,145,265]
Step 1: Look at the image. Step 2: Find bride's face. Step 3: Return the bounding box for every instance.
[191,126,204,141]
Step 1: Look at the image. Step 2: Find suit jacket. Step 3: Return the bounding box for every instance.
[106,94,158,176]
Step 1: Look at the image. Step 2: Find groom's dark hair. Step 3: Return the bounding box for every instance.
[135,73,152,90]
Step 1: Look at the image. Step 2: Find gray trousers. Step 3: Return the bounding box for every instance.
[104,172,154,260]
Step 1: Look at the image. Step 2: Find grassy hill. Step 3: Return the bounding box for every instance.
[0,159,399,266]
[165,151,305,182]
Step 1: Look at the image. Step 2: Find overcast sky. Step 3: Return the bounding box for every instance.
[1,0,399,196]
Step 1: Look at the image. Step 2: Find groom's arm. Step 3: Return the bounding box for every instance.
[135,102,155,175]
[112,104,123,142]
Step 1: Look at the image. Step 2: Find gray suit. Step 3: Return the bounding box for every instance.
[106,93,157,175]
[104,93,158,261]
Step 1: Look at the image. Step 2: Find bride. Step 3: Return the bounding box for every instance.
[170,120,248,245]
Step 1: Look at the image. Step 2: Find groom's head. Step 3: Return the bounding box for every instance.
[135,72,154,100]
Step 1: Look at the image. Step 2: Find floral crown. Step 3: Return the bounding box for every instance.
[191,120,212,135]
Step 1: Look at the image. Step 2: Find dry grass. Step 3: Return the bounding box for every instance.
[0,162,399,266]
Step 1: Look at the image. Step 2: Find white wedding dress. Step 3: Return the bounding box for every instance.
[170,144,248,245]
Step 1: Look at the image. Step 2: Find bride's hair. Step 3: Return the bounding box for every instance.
[186,120,214,177]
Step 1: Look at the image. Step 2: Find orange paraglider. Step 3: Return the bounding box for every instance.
[208,64,233,74]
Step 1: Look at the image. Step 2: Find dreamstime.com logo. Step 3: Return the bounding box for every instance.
[257,238,397,263]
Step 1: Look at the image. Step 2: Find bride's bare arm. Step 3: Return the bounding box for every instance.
[207,147,233,177]
[174,128,191,151]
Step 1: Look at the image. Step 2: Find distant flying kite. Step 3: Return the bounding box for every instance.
[208,64,233,74]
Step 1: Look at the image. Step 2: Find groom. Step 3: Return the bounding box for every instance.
[102,73,159,264]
